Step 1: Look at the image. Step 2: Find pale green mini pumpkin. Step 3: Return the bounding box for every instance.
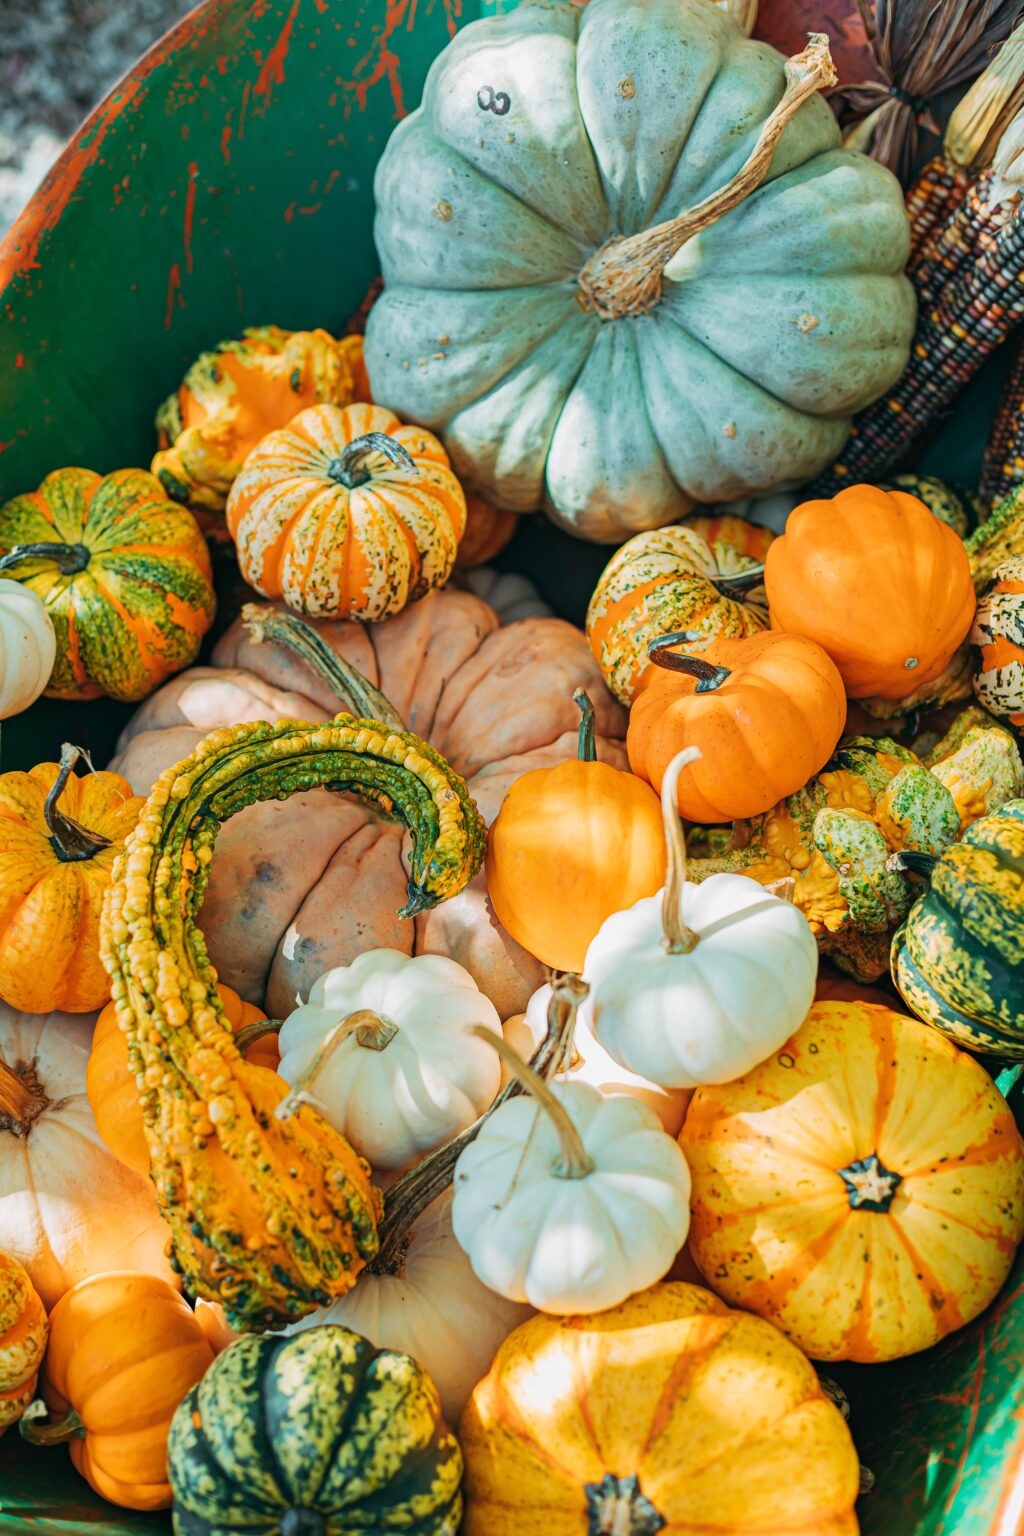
[365,0,914,542]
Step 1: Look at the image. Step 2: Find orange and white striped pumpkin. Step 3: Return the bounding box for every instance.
[225,402,467,621]
[971,556,1024,728]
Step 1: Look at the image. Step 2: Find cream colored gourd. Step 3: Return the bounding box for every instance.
[365,0,913,540]
[451,1034,691,1313]
[503,983,690,1134]
[276,949,502,1170]
[0,1006,176,1308]
[0,580,55,718]
[585,750,817,1088]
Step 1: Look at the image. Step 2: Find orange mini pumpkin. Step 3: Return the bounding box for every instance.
[765,485,976,699]
[627,630,846,823]
[88,984,279,1178]
[486,691,666,972]
[226,402,467,622]
[26,1271,214,1510]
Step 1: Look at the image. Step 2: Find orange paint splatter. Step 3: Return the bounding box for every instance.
[164,262,182,330]
[341,0,414,117]
[284,202,297,224]
[220,120,233,165]
[14,354,24,369]
[183,161,198,274]
[238,79,251,140]
[255,0,302,99]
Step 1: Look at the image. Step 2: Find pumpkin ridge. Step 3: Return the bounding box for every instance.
[898,1191,1023,1257]
[638,1314,736,1457]
[874,1212,966,1342]
[308,1338,382,1507]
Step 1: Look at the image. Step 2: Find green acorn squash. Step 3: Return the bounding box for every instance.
[890,799,1024,1057]
[364,0,913,542]
[168,1327,463,1536]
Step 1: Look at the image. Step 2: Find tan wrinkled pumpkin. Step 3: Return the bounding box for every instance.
[111,587,626,1018]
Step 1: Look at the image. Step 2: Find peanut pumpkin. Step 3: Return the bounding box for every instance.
[0,746,144,1014]
[587,524,768,705]
[226,402,466,621]
[24,1271,214,1510]
[100,706,486,1328]
[627,630,846,823]
[487,690,666,971]
[153,325,365,513]
[88,983,277,1179]
[460,1282,860,1536]
[764,484,976,699]
[682,1001,1024,1361]
[0,1252,46,1434]
[0,468,215,702]
[110,589,626,1019]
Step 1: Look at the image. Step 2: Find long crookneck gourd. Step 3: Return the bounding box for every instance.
[100,712,486,1330]
[686,713,1024,980]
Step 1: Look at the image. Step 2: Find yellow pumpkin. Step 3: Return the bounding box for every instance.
[682,1001,1024,1361]
[460,1282,860,1536]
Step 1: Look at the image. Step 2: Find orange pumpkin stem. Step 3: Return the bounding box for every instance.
[241,603,405,731]
[660,749,704,955]
[43,743,112,864]
[577,35,836,319]
[325,430,416,490]
[0,1058,48,1136]
[371,976,589,1271]
[573,688,598,763]
[19,1401,85,1446]
[648,634,731,694]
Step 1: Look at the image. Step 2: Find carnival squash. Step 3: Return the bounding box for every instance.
[0,747,145,1014]
[25,1271,214,1510]
[681,512,775,562]
[0,1004,176,1307]
[277,948,502,1170]
[366,1,913,540]
[585,752,817,1088]
[110,589,626,1020]
[0,580,55,720]
[153,325,365,513]
[627,629,846,822]
[764,485,976,699]
[459,1282,860,1536]
[88,984,276,1179]
[682,1000,1024,1361]
[226,402,467,621]
[586,524,768,704]
[100,702,489,1328]
[971,557,1024,728]
[0,1252,46,1434]
[168,1327,463,1535]
[486,690,666,971]
[0,468,215,702]
[890,798,1024,1057]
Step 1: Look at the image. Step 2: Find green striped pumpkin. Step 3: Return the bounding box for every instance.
[169,1327,463,1536]
[891,799,1024,1057]
[0,466,216,702]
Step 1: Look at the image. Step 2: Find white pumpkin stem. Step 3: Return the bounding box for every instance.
[577,35,836,320]
[470,1025,595,1180]
[660,748,704,955]
[275,1009,397,1122]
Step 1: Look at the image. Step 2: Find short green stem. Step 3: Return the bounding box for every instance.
[712,562,765,595]
[887,850,939,880]
[648,634,730,693]
[573,688,597,763]
[0,542,90,576]
[44,744,112,864]
[325,431,415,490]
[20,1402,86,1446]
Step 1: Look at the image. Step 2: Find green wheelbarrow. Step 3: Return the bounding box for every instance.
[0,3,1021,1532]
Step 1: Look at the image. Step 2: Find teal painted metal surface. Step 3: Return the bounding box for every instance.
[1,1,1024,1531]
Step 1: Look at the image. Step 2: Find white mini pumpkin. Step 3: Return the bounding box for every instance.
[452,1057,691,1314]
[277,948,502,1170]
[503,983,690,1133]
[0,1005,176,1307]
[585,749,817,1087]
[0,579,56,719]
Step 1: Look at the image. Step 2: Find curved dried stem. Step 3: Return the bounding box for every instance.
[660,748,704,954]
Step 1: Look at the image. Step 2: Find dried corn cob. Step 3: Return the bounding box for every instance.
[981,335,1024,502]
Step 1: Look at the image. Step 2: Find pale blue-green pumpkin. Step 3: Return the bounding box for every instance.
[364,0,915,543]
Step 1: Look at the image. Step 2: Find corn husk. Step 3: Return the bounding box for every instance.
[945,20,1024,171]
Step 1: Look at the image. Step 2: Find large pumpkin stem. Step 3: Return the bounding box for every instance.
[326,431,416,490]
[19,1401,85,1445]
[660,748,704,954]
[472,1025,595,1180]
[242,604,405,730]
[0,542,90,576]
[0,1059,49,1137]
[574,688,597,763]
[577,36,836,320]
[370,975,588,1272]
[886,850,939,880]
[276,1010,399,1123]
[648,634,731,693]
[43,743,113,863]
